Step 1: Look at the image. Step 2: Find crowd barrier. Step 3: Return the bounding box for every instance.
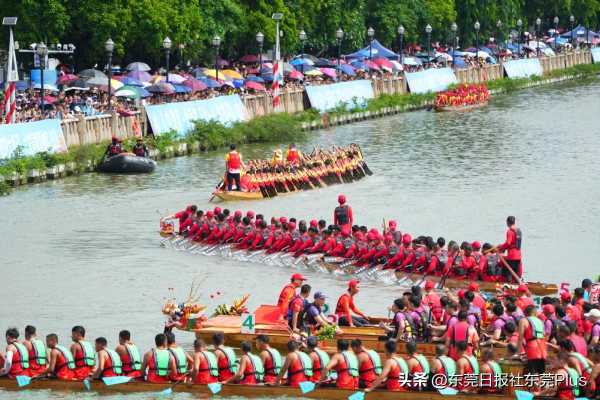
[305,80,375,112]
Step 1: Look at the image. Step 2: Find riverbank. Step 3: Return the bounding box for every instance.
[2,62,599,197]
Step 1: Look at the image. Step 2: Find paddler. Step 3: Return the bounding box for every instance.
[222,341,263,385]
[287,284,311,333]
[321,339,359,390]
[271,147,284,167]
[104,136,123,158]
[274,340,312,387]
[70,326,95,380]
[132,137,149,157]
[445,310,479,361]
[430,344,457,388]
[335,279,369,327]
[141,333,177,383]
[455,341,479,393]
[350,339,382,389]
[44,333,76,380]
[115,330,142,378]
[212,332,237,382]
[364,339,408,392]
[0,328,30,378]
[23,325,47,377]
[479,349,503,393]
[532,350,579,400]
[225,144,245,192]
[497,215,523,281]
[191,339,218,384]
[277,273,306,318]
[306,336,329,383]
[333,195,353,232]
[256,335,283,385]
[516,304,548,375]
[286,143,302,166]
[165,332,191,381]
[91,337,122,379]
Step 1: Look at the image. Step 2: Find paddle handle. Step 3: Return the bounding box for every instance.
[498,255,527,290]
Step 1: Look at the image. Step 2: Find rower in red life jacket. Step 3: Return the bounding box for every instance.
[192,339,218,384]
[351,339,382,389]
[430,345,457,389]
[335,280,369,327]
[211,332,238,382]
[307,336,329,383]
[497,215,523,282]
[222,341,263,385]
[533,351,579,400]
[104,136,123,158]
[405,341,431,390]
[0,327,31,378]
[364,339,409,392]
[141,333,177,383]
[277,273,306,318]
[166,332,191,382]
[92,337,122,379]
[274,340,311,388]
[256,335,283,385]
[115,330,142,379]
[516,305,548,375]
[132,137,149,157]
[386,234,412,269]
[45,333,76,380]
[70,326,96,380]
[479,349,503,394]
[322,339,359,390]
[455,341,479,393]
[333,195,353,232]
[22,325,47,377]
[286,143,302,166]
[446,310,479,361]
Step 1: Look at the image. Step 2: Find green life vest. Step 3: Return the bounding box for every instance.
[13,343,30,369]
[247,353,265,382]
[220,346,238,374]
[438,355,456,379]
[298,351,314,377]
[266,348,283,375]
[342,350,359,378]
[464,355,479,375]
[77,341,96,367]
[413,354,430,375]
[366,349,383,375]
[154,349,171,377]
[565,367,580,396]
[125,344,142,371]
[104,349,123,375]
[31,339,47,366]
[570,352,592,373]
[313,348,332,378]
[526,317,545,339]
[487,360,502,377]
[55,345,75,370]
[169,347,188,374]
[201,351,219,377]
[393,357,410,376]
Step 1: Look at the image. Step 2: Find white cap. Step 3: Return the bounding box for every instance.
[585,309,600,319]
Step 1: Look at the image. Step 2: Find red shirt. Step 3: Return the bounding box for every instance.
[498,227,521,260]
[335,293,363,323]
[277,284,297,317]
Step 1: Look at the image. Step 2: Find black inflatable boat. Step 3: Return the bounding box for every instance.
[97,153,156,174]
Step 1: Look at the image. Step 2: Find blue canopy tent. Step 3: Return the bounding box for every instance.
[560,25,600,42]
[345,39,399,60]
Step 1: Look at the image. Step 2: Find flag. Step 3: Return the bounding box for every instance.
[4,28,19,124]
[272,21,283,109]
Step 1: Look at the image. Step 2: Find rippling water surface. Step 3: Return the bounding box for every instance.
[1,79,599,399]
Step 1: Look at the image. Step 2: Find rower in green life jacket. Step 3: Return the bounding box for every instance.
[140,333,177,384]
[92,336,122,379]
[23,325,47,377]
[165,331,192,382]
[212,331,237,382]
[256,334,283,385]
[351,338,382,389]
[70,325,95,380]
[192,338,219,384]
[223,341,264,385]
[115,329,142,378]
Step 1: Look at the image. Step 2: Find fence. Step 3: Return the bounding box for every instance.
[61,111,145,147]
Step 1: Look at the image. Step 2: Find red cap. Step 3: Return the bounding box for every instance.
[425,280,435,290]
[560,291,572,301]
[338,194,346,204]
[206,211,214,218]
[279,217,287,224]
[384,235,393,243]
[471,241,481,250]
[366,232,376,241]
[457,289,466,299]
[542,304,555,314]
[287,222,296,230]
[214,207,222,215]
[388,220,397,229]
[402,234,412,244]
[246,211,255,218]
[468,282,479,291]
[291,273,306,281]
[234,210,242,218]
[517,284,528,293]
[112,136,118,141]
[348,279,360,289]
[310,219,318,228]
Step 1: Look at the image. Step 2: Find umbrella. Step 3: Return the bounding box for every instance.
[85,76,110,86]
[477,50,491,59]
[172,84,192,94]
[338,64,356,76]
[453,57,467,68]
[364,60,381,71]
[203,69,232,81]
[116,76,144,86]
[146,82,175,94]
[259,66,273,75]
[283,63,295,73]
[32,82,59,91]
[58,74,78,84]
[246,67,260,75]
[435,52,453,61]
[261,73,274,82]
[217,59,229,67]
[221,69,243,79]
[127,70,152,82]
[293,53,319,62]
[320,68,337,79]
[304,69,323,76]
[389,60,403,71]
[350,60,368,71]
[290,58,314,67]
[183,78,208,92]
[240,54,259,63]
[402,57,422,66]
[79,69,107,79]
[166,73,186,84]
[115,85,150,99]
[314,58,335,67]
[374,57,393,69]
[245,81,266,91]
[288,70,304,80]
[126,62,151,72]
[246,75,265,83]
[43,95,58,104]
[198,77,222,88]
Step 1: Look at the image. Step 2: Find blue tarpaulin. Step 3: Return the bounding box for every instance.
[305,80,374,112]
[0,119,66,158]
[405,68,457,94]
[503,58,543,79]
[345,39,399,60]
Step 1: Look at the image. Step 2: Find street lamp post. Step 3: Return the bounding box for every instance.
[105,38,114,111]
[425,24,432,63]
[570,15,575,48]
[299,30,307,74]
[474,21,480,67]
[367,27,375,60]
[536,18,541,56]
[554,16,559,52]
[256,32,264,69]
[212,35,221,81]
[517,19,523,57]
[496,20,503,60]
[335,28,344,72]
[36,43,47,112]
[163,37,171,83]
[397,25,405,65]
[451,22,457,68]
[178,43,185,68]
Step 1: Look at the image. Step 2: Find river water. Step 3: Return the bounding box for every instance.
[1,79,599,399]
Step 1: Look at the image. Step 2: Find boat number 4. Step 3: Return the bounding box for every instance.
[241,313,255,334]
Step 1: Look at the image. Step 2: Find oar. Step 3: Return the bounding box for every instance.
[437,269,451,290]
[102,376,133,386]
[157,372,194,395]
[348,391,366,400]
[299,381,317,394]
[498,255,526,287]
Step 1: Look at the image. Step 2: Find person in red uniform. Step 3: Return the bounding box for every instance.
[141,333,177,383]
[277,273,306,318]
[306,336,328,383]
[191,339,218,384]
[115,330,142,379]
[0,328,31,378]
[516,305,548,375]
[322,339,359,390]
[333,195,353,232]
[22,325,47,377]
[223,341,261,385]
[446,310,479,360]
[70,326,95,380]
[351,339,380,389]
[479,349,502,394]
[497,215,522,281]
[286,143,302,166]
[212,332,237,382]
[92,337,120,379]
[533,351,577,400]
[44,333,76,380]
[365,339,408,392]
[456,341,479,393]
[274,340,309,387]
[335,279,369,327]
[225,144,245,191]
[131,137,149,157]
[256,335,282,385]
[104,136,123,157]
[405,340,430,389]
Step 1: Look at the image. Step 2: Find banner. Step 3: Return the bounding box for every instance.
[305,80,374,112]
[592,48,600,63]
[30,69,58,85]
[0,119,66,159]
[145,95,248,136]
[405,67,458,94]
[503,58,543,79]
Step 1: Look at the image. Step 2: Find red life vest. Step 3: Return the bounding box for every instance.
[227,151,241,170]
[194,353,218,384]
[109,143,122,156]
[334,205,350,225]
[133,144,146,157]
[287,353,308,388]
[287,149,300,164]
[385,359,407,391]
[54,349,75,380]
[239,355,257,385]
[335,354,358,390]
[358,352,377,386]
[100,351,119,378]
[216,349,235,382]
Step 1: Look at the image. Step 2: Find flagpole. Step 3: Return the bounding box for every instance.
[4,25,19,123]
[272,13,283,111]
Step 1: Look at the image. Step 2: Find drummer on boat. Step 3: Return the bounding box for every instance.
[277,273,307,319]
[224,144,246,192]
[286,143,302,166]
[335,279,369,327]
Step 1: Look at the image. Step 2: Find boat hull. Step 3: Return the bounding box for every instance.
[434,101,488,112]
[213,190,264,201]
[97,154,156,174]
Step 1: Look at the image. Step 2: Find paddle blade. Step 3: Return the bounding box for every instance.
[16,375,31,387]
[159,387,173,395]
[102,376,132,386]
[83,378,91,391]
[299,381,316,394]
[208,382,222,394]
[348,391,365,400]
[438,387,458,396]
[515,390,534,400]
